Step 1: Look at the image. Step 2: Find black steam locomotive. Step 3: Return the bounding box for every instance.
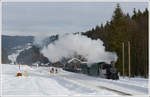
[99,62,119,80]
[80,61,119,80]
[63,60,119,80]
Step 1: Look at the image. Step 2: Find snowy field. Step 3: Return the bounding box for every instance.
[1,64,149,96]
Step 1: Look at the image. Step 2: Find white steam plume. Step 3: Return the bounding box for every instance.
[41,34,117,64]
[33,32,62,47]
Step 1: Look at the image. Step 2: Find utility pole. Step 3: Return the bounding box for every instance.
[128,41,131,78]
[122,42,125,78]
[145,42,148,78]
[19,64,20,70]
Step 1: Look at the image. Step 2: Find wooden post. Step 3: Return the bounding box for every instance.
[145,42,148,78]
[122,42,125,78]
[19,64,20,70]
[128,41,131,78]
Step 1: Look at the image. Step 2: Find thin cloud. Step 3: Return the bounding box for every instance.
[2,2,148,36]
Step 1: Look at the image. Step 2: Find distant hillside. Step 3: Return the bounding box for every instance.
[16,35,58,65]
[2,35,34,54]
[16,46,49,65]
[2,48,11,64]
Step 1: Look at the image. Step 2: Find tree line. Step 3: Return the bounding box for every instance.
[82,4,148,77]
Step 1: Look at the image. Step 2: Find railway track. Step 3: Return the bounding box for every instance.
[58,71,148,96]
[98,86,132,96]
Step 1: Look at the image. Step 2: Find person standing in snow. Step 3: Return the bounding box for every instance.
[52,68,54,73]
[55,69,58,74]
[50,68,52,74]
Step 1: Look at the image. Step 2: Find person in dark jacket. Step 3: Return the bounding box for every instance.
[52,68,54,73]
[55,69,58,73]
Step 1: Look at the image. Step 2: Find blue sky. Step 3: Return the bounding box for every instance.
[2,2,148,36]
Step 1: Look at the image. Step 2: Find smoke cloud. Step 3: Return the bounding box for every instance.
[33,33,58,48]
[41,34,117,64]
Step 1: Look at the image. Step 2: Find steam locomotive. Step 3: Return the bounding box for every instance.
[64,60,119,80]
[99,62,119,80]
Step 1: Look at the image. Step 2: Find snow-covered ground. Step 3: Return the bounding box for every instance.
[1,64,118,96]
[36,66,149,95]
[1,64,149,96]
